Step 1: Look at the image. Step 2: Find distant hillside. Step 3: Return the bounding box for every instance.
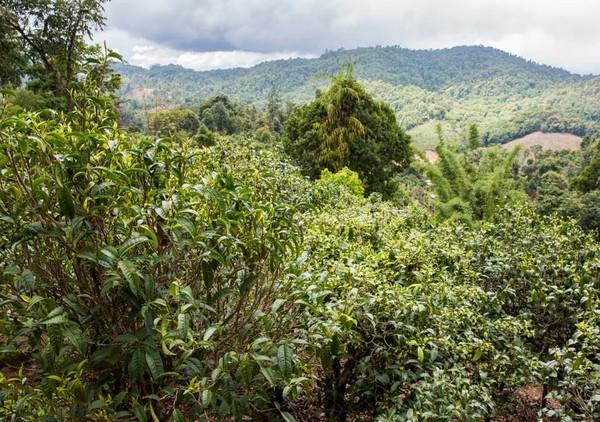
[116,45,600,147]
[502,132,582,151]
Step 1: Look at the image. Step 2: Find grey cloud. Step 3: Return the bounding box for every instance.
[105,0,341,53]
[104,0,560,52]
[102,0,600,74]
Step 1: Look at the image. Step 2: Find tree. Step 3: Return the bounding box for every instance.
[435,122,444,145]
[266,86,284,135]
[1,0,110,110]
[0,18,27,87]
[149,108,200,140]
[571,140,600,193]
[468,123,482,150]
[192,95,264,136]
[283,66,412,197]
[211,101,231,133]
[535,171,582,219]
[578,191,600,236]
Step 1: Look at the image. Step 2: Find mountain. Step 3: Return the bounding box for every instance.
[116,45,600,148]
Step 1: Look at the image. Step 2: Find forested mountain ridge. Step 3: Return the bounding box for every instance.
[117,45,584,102]
[117,45,600,146]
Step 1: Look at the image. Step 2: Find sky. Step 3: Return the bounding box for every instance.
[96,0,600,75]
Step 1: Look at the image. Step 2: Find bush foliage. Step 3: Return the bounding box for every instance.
[1,82,600,421]
[2,30,600,419]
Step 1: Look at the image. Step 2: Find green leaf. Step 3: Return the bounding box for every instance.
[41,306,68,324]
[119,236,150,256]
[32,175,52,188]
[0,88,16,97]
[108,50,124,61]
[87,399,105,411]
[240,275,258,294]
[417,346,424,363]
[572,356,584,370]
[25,221,61,238]
[64,327,87,354]
[3,263,21,276]
[175,216,196,236]
[430,346,438,362]
[90,345,117,364]
[17,269,35,291]
[145,347,164,379]
[201,389,214,407]
[114,333,138,344]
[128,349,145,380]
[76,251,99,263]
[207,188,226,214]
[473,348,483,362]
[26,294,46,309]
[272,299,286,314]
[330,334,340,356]
[216,217,231,231]
[72,380,88,404]
[212,288,234,302]
[41,376,55,398]
[177,313,189,337]
[209,250,225,265]
[140,226,159,250]
[260,366,276,386]
[57,186,75,219]
[112,391,127,408]
[202,262,215,290]
[14,392,32,418]
[47,323,63,353]
[218,396,230,418]
[99,246,119,266]
[281,411,296,422]
[172,409,185,422]
[277,345,293,378]
[239,359,254,386]
[144,274,156,300]
[118,259,140,296]
[134,405,148,422]
[203,325,219,342]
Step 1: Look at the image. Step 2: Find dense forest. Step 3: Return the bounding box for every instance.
[2,1,600,421]
[116,45,600,147]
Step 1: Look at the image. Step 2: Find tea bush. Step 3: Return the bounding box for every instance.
[1,87,600,420]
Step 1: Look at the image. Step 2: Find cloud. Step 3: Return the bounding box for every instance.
[128,45,314,70]
[100,0,600,74]
[103,0,340,53]
[95,28,315,71]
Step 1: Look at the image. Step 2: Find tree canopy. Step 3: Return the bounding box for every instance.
[283,66,412,197]
[0,0,110,110]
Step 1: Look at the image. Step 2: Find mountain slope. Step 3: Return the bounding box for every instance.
[116,45,600,147]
